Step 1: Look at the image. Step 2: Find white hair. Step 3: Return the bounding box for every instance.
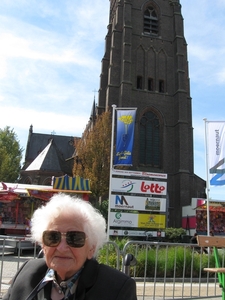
[31,193,107,256]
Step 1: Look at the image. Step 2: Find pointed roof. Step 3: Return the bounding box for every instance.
[25,139,61,171]
[23,125,75,170]
[90,98,96,122]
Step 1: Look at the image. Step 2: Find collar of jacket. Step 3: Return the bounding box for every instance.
[75,259,99,300]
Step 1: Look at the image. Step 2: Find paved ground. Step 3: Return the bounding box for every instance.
[0,251,222,300]
[136,282,221,300]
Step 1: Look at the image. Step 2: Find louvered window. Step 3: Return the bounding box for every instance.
[144,7,158,35]
[140,111,160,167]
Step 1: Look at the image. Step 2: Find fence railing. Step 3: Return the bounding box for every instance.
[121,240,223,299]
[0,236,223,299]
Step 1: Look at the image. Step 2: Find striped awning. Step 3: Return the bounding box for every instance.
[53,175,91,192]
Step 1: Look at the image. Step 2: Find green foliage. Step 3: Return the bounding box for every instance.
[97,239,218,278]
[164,227,186,242]
[97,239,122,268]
[73,111,111,201]
[0,126,23,182]
[95,199,109,222]
[135,247,156,277]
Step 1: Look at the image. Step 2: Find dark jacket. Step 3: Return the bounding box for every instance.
[3,258,137,300]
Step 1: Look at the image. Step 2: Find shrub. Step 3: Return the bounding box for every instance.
[97,238,220,278]
[164,227,186,242]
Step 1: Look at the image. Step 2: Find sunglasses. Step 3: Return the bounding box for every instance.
[42,230,87,248]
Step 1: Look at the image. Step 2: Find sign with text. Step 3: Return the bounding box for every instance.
[109,229,165,237]
[112,169,167,179]
[110,194,166,212]
[109,212,166,229]
[111,177,167,196]
[207,121,225,186]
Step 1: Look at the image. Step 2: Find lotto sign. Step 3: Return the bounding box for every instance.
[111,177,167,195]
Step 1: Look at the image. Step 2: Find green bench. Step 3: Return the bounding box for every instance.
[198,235,225,300]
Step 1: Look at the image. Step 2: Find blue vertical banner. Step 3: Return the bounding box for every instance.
[114,109,136,165]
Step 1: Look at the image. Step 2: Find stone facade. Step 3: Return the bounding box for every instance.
[97,0,205,227]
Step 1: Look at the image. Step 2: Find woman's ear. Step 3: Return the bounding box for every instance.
[87,245,96,259]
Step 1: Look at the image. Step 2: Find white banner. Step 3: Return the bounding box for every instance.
[207,122,225,186]
[110,194,166,212]
[112,169,167,179]
[109,229,165,237]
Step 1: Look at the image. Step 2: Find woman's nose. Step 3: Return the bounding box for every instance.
[56,235,69,249]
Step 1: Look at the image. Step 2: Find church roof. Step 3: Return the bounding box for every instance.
[20,125,78,178]
[23,138,74,176]
[25,139,61,171]
[22,125,76,174]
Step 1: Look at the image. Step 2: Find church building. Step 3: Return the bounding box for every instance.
[97,0,205,227]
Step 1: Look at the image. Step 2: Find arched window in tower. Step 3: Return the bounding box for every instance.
[143,6,158,35]
[140,111,161,167]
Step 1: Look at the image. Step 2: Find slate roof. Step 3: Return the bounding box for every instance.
[25,139,62,171]
[21,125,77,175]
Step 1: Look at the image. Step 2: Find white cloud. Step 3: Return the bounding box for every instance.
[217,68,225,84]
[0,0,225,199]
[0,106,88,137]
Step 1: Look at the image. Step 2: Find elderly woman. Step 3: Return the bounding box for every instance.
[3,194,137,300]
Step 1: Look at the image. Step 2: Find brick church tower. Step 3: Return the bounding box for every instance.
[97,0,205,227]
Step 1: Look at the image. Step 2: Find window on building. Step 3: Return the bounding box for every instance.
[24,176,32,184]
[148,78,154,91]
[140,111,161,167]
[144,6,158,35]
[137,76,143,89]
[159,80,164,93]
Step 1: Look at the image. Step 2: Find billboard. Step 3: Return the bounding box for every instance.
[110,194,166,212]
[109,212,166,229]
[111,177,167,196]
[111,169,167,179]
[109,229,165,237]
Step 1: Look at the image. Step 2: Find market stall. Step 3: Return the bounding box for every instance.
[196,202,225,235]
[0,175,91,235]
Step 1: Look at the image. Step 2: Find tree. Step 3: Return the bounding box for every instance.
[0,126,23,182]
[73,111,111,203]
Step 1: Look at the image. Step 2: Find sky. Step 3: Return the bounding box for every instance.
[0,0,225,200]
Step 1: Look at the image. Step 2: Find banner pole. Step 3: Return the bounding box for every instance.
[107,104,117,240]
[204,118,210,236]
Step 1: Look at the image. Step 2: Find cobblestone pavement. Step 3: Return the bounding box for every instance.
[136,282,221,300]
[0,251,222,300]
[0,251,35,298]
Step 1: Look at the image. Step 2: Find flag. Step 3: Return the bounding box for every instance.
[114,109,136,165]
[207,121,225,186]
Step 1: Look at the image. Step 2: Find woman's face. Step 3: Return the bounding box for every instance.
[42,214,95,282]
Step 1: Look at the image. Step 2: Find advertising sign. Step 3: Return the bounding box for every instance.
[109,212,138,228]
[109,212,166,229]
[112,169,167,179]
[138,214,166,229]
[110,194,166,212]
[109,229,165,237]
[111,177,167,196]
